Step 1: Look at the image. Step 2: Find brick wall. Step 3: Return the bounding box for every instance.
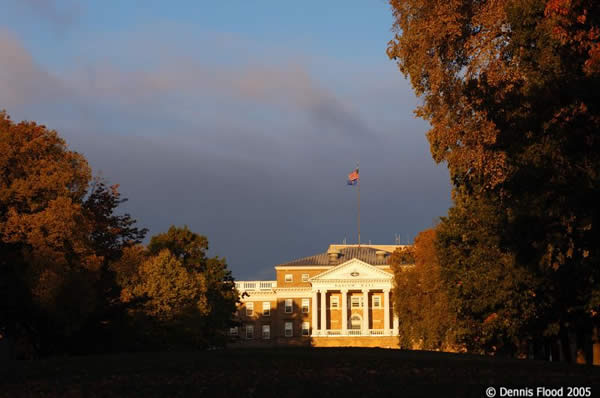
[275,268,329,287]
[311,336,399,349]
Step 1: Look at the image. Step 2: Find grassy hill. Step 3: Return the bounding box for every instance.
[3,347,600,397]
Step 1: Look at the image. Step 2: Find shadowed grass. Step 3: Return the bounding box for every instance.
[2,347,600,397]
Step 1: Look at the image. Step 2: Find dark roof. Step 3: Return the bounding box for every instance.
[277,247,390,267]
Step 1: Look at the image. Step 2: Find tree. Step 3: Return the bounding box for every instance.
[143,226,237,346]
[84,179,147,265]
[148,225,208,267]
[388,0,600,361]
[436,194,545,355]
[76,179,147,353]
[111,245,212,349]
[134,250,208,319]
[0,111,147,356]
[0,111,97,355]
[391,229,457,351]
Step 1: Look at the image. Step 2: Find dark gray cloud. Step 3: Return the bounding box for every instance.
[0,29,451,279]
[308,97,372,138]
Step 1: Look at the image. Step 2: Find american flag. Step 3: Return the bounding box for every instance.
[347,168,359,185]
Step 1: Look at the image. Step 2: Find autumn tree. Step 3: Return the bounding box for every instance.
[0,111,97,355]
[437,195,546,355]
[127,249,211,348]
[148,225,208,266]
[388,0,600,361]
[391,229,457,351]
[113,226,238,347]
[0,111,146,356]
[75,179,148,353]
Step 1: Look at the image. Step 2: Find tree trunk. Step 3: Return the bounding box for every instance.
[533,338,558,361]
[593,326,600,366]
[550,338,561,362]
[559,327,572,363]
[0,335,11,360]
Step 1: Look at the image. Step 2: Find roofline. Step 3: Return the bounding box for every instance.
[308,258,393,282]
[276,244,403,268]
[274,264,392,270]
[327,244,410,253]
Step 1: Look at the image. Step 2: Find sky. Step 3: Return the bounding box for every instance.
[0,0,452,280]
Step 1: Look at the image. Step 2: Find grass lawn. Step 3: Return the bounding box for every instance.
[2,347,600,397]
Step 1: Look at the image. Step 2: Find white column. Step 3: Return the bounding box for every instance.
[341,289,348,335]
[320,289,328,335]
[312,290,319,336]
[383,289,390,336]
[362,289,369,335]
[393,311,399,336]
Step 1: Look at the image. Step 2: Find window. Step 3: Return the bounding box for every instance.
[246,302,254,316]
[262,302,271,316]
[285,299,293,313]
[285,274,293,283]
[302,298,309,313]
[229,327,238,336]
[262,325,270,340]
[330,296,339,309]
[350,315,361,330]
[372,296,381,308]
[302,322,310,336]
[301,273,309,282]
[246,325,254,339]
[285,321,293,337]
[351,296,361,308]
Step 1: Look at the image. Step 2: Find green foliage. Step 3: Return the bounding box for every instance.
[148,226,237,340]
[116,226,238,348]
[133,249,208,320]
[148,225,208,268]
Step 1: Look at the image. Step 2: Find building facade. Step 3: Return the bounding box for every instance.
[233,244,408,348]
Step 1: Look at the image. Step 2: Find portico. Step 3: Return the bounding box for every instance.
[309,259,399,337]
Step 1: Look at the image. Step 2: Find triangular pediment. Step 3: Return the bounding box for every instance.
[309,258,392,281]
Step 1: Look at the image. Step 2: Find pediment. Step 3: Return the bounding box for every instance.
[309,258,392,281]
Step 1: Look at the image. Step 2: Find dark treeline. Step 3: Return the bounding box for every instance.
[0,112,238,358]
[387,0,600,363]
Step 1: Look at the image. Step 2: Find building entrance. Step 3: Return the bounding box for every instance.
[350,315,362,330]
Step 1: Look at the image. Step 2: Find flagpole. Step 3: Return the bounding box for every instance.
[357,161,360,248]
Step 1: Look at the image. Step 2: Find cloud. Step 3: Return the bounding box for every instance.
[0,28,451,279]
[235,64,371,137]
[0,30,67,108]
[1,27,370,139]
[15,0,81,32]
[62,59,371,139]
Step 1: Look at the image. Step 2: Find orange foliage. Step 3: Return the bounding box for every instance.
[0,111,99,313]
[387,0,515,190]
[545,0,600,75]
[390,228,456,350]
